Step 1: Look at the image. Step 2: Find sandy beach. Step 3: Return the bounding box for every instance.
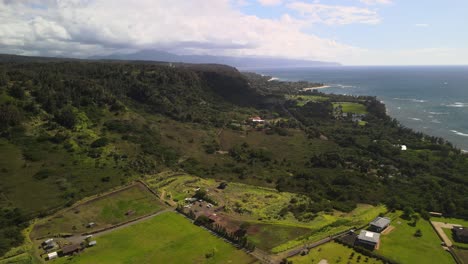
[302,85,331,91]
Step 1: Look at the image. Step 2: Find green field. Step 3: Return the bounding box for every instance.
[378,213,454,264]
[246,223,312,251]
[333,102,368,114]
[286,95,329,106]
[32,183,166,238]
[431,217,468,227]
[288,242,383,264]
[53,212,256,264]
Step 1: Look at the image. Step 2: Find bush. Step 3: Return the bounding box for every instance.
[91,137,109,148]
[33,169,52,180]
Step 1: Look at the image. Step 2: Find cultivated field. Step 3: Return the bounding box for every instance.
[52,212,256,264]
[378,212,454,264]
[288,242,383,264]
[31,183,166,238]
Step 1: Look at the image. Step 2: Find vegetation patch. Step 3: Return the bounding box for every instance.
[378,211,453,264]
[333,102,368,114]
[52,212,255,264]
[31,183,165,238]
[287,242,383,264]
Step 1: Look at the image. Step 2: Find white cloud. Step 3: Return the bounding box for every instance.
[359,0,392,5]
[287,2,381,25]
[257,0,283,6]
[0,0,360,62]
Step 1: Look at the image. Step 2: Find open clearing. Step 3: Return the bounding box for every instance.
[287,242,383,264]
[286,95,329,106]
[32,182,166,238]
[333,102,368,114]
[378,212,454,264]
[52,212,256,264]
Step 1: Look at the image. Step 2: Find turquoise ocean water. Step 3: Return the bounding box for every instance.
[245,66,468,151]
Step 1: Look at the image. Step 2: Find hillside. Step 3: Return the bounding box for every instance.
[0,56,467,257]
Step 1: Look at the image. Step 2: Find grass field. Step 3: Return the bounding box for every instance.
[378,212,454,264]
[288,242,383,264]
[271,204,387,253]
[333,102,368,114]
[453,248,468,264]
[431,217,468,227]
[245,223,312,251]
[32,183,166,238]
[286,95,329,106]
[53,212,256,264]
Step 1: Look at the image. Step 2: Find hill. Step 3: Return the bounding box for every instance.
[0,55,467,257]
[89,50,341,68]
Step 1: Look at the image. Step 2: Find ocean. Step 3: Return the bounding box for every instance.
[244,66,468,151]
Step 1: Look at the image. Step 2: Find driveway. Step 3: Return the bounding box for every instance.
[431,221,462,247]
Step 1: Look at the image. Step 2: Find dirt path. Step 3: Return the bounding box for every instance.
[431,221,462,247]
[381,225,395,235]
[66,209,174,245]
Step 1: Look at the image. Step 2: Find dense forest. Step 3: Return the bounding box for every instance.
[0,55,467,256]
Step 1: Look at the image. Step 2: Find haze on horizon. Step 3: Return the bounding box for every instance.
[0,0,467,66]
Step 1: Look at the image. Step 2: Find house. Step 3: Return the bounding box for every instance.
[47,252,58,260]
[453,227,468,243]
[369,217,391,232]
[356,230,380,249]
[249,116,264,123]
[60,244,82,256]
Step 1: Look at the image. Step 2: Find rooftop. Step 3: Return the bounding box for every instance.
[370,216,391,228]
[358,230,380,244]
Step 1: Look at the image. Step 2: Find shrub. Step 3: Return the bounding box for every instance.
[91,137,109,148]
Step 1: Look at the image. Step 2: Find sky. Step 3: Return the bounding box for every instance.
[0,0,467,65]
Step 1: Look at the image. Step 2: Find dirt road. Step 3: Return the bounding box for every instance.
[431,221,462,247]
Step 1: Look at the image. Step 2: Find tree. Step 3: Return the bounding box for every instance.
[55,106,77,129]
[414,229,422,237]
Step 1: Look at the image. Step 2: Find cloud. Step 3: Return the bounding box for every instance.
[287,2,381,25]
[0,0,360,61]
[257,0,283,6]
[359,0,392,5]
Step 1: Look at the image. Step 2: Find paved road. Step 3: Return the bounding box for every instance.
[431,221,462,247]
[66,209,174,245]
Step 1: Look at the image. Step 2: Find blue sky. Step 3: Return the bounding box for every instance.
[0,0,466,65]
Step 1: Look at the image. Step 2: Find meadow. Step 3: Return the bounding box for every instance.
[333,102,368,114]
[378,212,454,264]
[31,183,166,238]
[52,212,256,264]
[288,242,383,264]
[286,94,329,106]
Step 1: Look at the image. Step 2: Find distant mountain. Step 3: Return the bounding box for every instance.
[89,50,341,68]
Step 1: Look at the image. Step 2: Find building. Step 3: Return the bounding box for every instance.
[356,230,380,249]
[401,145,407,151]
[88,240,97,247]
[60,244,82,256]
[42,238,56,250]
[47,252,58,260]
[249,116,264,123]
[453,227,468,243]
[369,217,391,232]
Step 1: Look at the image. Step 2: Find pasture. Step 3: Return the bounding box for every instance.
[378,212,454,264]
[333,102,368,114]
[52,212,256,264]
[31,183,165,238]
[288,242,383,264]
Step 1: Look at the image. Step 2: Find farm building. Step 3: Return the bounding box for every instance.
[47,252,58,260]
[369,217,391,232]
[60,244,82,256]
[453,227,468,243]
[356,230,380,250]
[42,238,56,250]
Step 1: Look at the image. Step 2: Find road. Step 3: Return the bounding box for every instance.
[431,221,462,247]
